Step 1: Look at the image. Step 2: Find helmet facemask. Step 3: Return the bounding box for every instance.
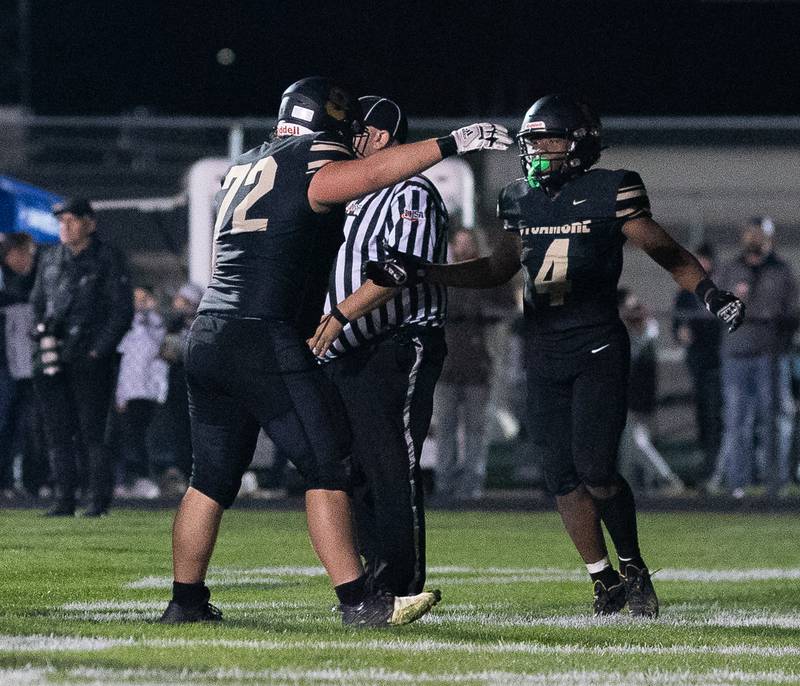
[518,134,574,191]
[352,126,372,158]
[325,85,365,149]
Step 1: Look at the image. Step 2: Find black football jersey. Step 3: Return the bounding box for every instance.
[198,132,352,336]
[499,169,650,334]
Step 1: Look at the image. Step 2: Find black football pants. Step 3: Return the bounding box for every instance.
[325,326,446,596]
[526,320,630,496]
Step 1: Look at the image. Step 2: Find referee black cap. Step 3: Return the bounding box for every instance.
[359,95,408,143]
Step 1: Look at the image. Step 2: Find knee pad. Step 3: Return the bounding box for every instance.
[584,474,625,501]
[189,472,241,509]
[544,472,583,497]
[294,450,352,494]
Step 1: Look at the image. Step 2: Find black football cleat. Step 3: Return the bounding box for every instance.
[341,589,441,628]
[44,501,75,517]
[82,505,109,518]
[622,564,659,618]
[158,600,223,624]
[592,578,627,617]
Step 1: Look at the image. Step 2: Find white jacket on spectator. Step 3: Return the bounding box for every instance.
[5,302,35,380]
[116,309,168,406]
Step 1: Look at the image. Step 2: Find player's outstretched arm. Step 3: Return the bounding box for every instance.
[427,230,522,288]
[308,123,511,212]
[363,230,522,289]
[623,216,745,332]
[622,216,706,291]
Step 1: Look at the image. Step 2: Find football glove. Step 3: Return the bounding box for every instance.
[705,288,746,332]
[450,123,512,154]
[362,252,424,288]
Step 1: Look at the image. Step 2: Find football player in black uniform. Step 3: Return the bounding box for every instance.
[159,76,512,627]
[364,94,744,618]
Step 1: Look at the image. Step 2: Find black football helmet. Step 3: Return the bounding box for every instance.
[517,94,602,191]
[276,76,364,146]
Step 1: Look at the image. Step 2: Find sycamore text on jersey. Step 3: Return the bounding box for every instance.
[514,220,592,236]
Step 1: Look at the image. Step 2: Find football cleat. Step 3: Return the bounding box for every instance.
[621,565,659,618]
[592,578,627,616]
[44,501,75,517]
[341,589,441,628]
[81,505,109,518]
[158,600,223,624]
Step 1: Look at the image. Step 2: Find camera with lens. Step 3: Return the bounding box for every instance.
[32,321,63,376]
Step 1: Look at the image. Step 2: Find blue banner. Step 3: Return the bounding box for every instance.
[0,176,62,244]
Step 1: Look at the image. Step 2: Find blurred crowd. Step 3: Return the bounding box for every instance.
[0,215,202,514]
[427,215,799,502]
[671,217,799,499]
[0,210,798,512]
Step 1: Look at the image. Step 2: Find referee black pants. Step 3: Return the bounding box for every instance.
[325,326,446,596]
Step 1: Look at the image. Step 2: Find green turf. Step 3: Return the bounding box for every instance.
[2,508,800,685]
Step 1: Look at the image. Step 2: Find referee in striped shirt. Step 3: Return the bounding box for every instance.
[307,96,448,597]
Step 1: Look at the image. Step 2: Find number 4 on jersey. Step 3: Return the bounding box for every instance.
[534,238,571,306]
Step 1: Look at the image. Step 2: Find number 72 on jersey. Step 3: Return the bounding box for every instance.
[534,238,572,306]
[214,157,278,236]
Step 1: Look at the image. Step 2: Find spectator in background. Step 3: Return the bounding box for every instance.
[672,243,722,482]
[0,240,16,498]
[154,282,202,492]
[433,229,495,502]
[113,285,168,499]
[31,198,133,517]
[618,289,685,494]
[0,233,48,498]
[716,217,799,498]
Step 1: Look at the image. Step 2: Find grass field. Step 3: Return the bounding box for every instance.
[2,508,800,685]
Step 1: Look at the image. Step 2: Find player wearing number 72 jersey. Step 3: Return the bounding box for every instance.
[364,94,745,618]
[159,76,512,628]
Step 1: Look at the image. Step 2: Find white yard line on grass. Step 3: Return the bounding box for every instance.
[3,633,800,659]
[3,666,800,686]
[56,600,320,623]
[55,600,800,630]
[126,567,325,589]
[61,601,318,611]
[424,608,800,630]
[125,566,800,589]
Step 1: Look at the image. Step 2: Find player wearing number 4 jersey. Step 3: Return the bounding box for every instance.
[364,94,745,618]
[159,76,511,628]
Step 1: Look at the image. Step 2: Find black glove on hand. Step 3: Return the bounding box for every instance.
[362,255,424,287]
[696,279,746,332]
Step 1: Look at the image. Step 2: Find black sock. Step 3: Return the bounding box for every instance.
[590,566,621,589]
[172,581,210,607]
[618,555,647,573]
[335,574,368,607]
[592,478,642,562]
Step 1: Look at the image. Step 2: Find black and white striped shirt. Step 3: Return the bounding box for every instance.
[324,174,449,358]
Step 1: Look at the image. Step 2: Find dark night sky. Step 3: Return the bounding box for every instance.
[11,0,800,117]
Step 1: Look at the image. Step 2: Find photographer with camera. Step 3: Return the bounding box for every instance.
[30,198,133,516]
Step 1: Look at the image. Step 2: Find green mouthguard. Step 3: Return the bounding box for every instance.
[527,158,551,189]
